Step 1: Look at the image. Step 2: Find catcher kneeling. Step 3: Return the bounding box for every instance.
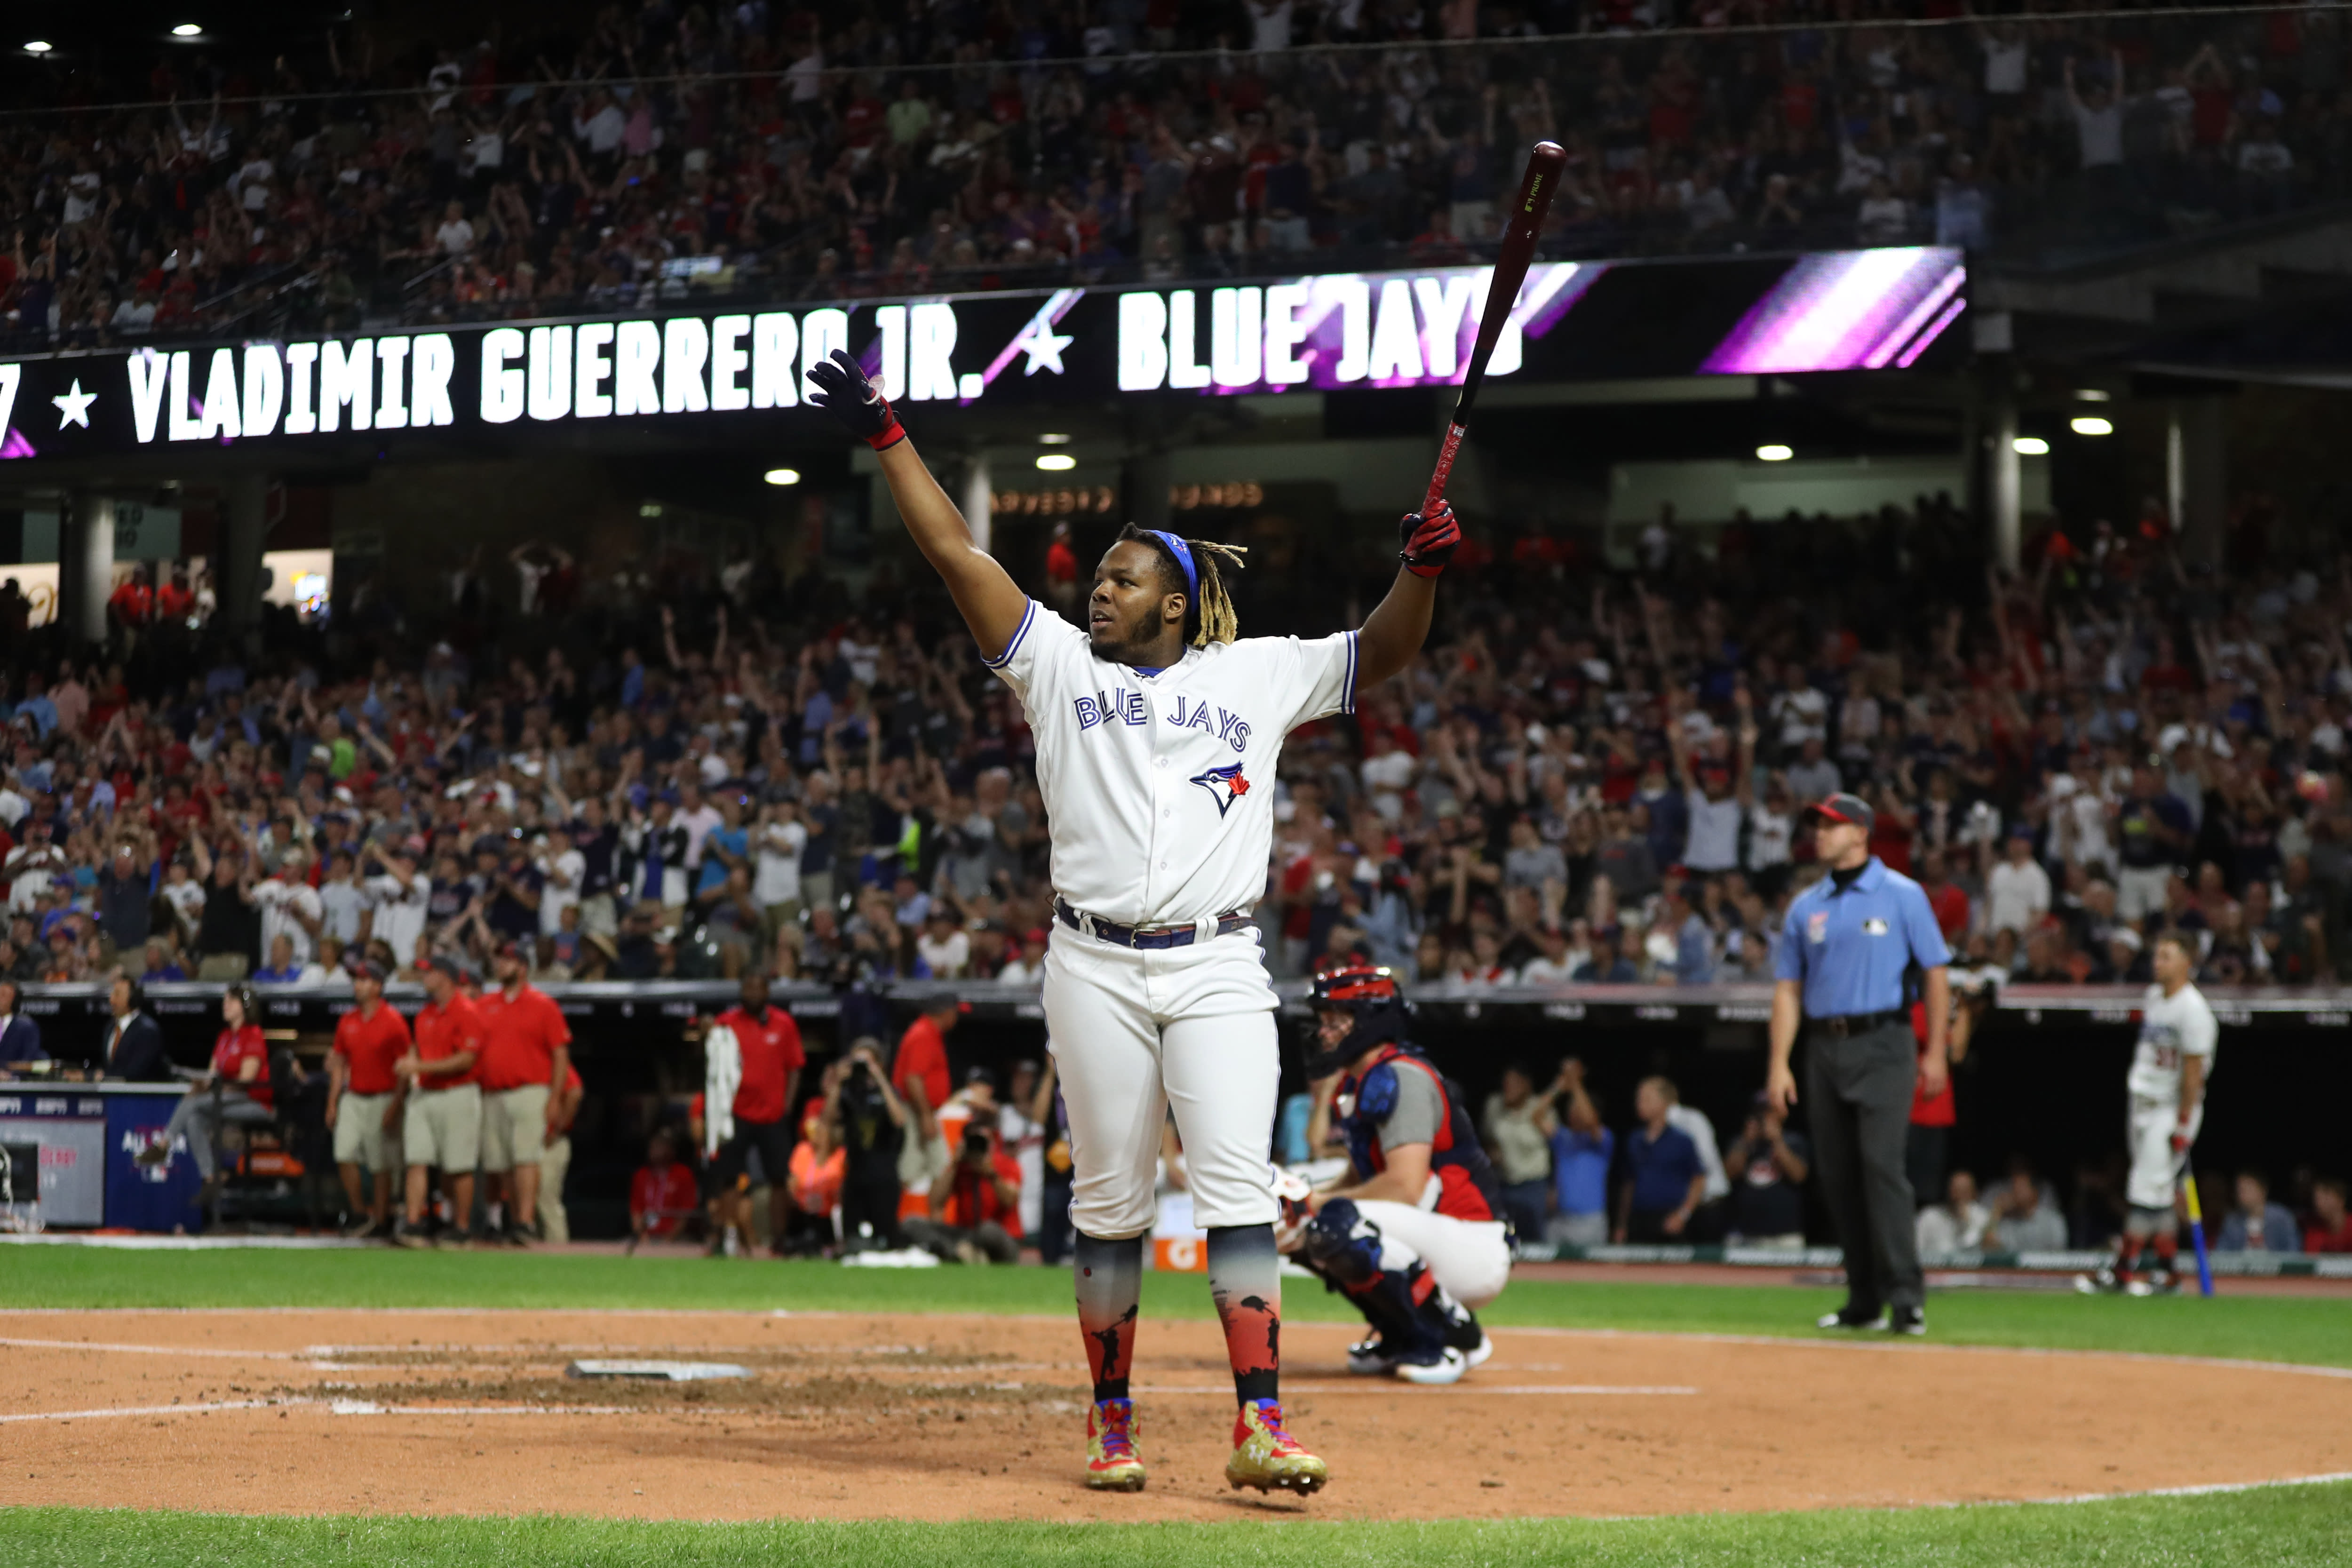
[1279,965,1510,1384]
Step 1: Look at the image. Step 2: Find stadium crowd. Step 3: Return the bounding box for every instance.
[7,1,2351,347]
[3,494,2352,998]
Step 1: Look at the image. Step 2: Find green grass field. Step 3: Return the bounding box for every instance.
[7,1246,2348,1369]
[5,1248,2348,1566]
[6,1487,2351,1568]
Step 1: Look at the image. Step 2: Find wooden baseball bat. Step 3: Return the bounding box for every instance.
[1422,139,1568,515]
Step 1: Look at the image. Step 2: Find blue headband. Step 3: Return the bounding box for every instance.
[1146,531,1199,602]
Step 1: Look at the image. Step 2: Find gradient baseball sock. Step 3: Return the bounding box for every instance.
[1073,1231,1143,1403]
[1207,1224,1282,1406]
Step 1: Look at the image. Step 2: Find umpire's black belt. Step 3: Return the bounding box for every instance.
[1055,898,1251,950]
[1806,1009,1907,1039]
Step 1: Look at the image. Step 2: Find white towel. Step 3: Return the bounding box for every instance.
[703,1022,741,1157]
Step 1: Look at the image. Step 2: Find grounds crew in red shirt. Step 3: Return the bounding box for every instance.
[1906,978,1984,1210]
[328,960,412,1238]
[477,941,572,1243]
[397,957,486,1246]
[710,969,806,1257]
[892,997,961,1197]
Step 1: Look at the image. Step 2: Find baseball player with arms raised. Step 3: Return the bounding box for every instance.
[1282,965,1508,1382]
[2080,931,2216,1296]
[808,348,1457,1497]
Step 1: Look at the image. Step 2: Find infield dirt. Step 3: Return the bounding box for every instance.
[3,1308,2348,1521]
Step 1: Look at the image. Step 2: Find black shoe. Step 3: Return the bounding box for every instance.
[134,1143,169,1169]
[189,1173,225,1210]
[1885,1305,1926,1336]
[1815,1304,1886,1330]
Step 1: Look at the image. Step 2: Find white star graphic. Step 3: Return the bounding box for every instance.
[52,379,95,429]
[1018,323,1073,377]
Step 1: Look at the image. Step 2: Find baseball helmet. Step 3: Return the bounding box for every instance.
[1303,964,1410,1078]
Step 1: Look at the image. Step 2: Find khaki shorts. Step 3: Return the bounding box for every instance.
[482,1082,552,1172]
[333,1090,398,1172]
[404,1085,482,1172]
[896,1128,952,1196]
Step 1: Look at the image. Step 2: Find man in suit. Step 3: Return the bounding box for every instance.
[101,975,168,1081]
[0,979,45,1075]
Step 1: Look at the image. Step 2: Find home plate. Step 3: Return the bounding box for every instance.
[564,1360,753,1381]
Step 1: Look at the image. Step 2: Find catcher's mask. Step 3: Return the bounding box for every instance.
[1303,964,1410,1079]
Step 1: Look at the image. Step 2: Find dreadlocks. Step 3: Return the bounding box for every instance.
[1120,523,1248,647]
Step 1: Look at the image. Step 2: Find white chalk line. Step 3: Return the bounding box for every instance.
[2,1395,634,1424]
[1494,1323,2352,1381]
[0,1398,288,1424]
[0,1335,300,1359]
[1136,1382,1699,1396]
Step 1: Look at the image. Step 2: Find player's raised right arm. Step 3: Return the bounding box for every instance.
[805,349,1029,660]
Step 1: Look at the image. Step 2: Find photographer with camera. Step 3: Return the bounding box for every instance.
[904,1118,1024,1264]
[826,1036,909,1251]
[1722,1091,1812,1248]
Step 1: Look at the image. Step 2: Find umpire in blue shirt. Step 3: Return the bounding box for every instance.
[1768,793,1950,1335]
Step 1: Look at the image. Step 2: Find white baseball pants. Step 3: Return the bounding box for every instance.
[1042,922,1280,1238]
[2127,1094,2202,1211]
[1354,1198,1513,1309]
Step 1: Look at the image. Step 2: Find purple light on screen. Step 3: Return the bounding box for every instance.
[0,429,34,460]
[1895,296,1969,368]
[1700,248,1965,374]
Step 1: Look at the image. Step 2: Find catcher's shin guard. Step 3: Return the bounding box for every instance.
[1302,1199,1450,1361]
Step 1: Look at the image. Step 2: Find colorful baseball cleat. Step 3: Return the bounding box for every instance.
[1084,1398,1146,1491]
[1225,1399,1328,1495]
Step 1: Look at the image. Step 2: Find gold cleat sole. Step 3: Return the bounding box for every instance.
[1086,1470,1148,1492]
[1226,1465,1328,1496]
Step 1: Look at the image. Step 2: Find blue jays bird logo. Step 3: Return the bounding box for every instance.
[1190,763,1252,817]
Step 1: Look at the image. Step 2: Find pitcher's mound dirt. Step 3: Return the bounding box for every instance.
[3,1309,2348,1521]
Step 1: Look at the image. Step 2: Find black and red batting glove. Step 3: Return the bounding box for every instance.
[805,347,906,451]
[1398,500,1460,579]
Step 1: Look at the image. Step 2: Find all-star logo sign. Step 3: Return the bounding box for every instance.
[122,1128,177,1182]
[1190,763,1252,817]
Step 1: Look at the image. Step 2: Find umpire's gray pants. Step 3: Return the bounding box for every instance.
[1805,1020,1923,1314]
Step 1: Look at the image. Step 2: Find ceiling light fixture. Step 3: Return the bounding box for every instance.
[763,468,801,486]
[2014,436,2050,455]
[2070,416,2114,437]
[1755,444,1793,462]
[172,23,204,37]
[1035,454,1076,471]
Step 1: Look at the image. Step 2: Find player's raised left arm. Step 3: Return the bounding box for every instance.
[805,349,1029,661]
[1353,501,1457,689]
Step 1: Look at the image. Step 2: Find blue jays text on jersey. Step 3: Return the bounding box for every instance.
[1074,687,1252,754]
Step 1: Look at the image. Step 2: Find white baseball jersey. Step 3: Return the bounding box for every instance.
[986,597,1358,925]
[2128,981,2217,1101]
